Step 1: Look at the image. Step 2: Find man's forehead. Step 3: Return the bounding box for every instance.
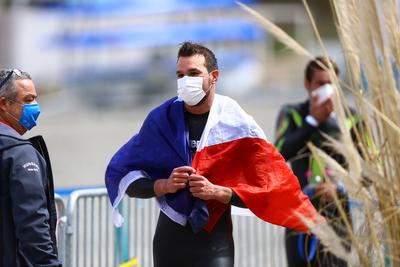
[312,70,331,81]
[177,54,206,69]
[15,79,37,96]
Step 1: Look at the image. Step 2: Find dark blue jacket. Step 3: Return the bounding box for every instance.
[0,123,61,267]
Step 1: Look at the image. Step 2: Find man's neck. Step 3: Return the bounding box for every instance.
[0,114,26,135]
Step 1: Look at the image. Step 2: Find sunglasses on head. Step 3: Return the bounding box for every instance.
[0,69,22,89]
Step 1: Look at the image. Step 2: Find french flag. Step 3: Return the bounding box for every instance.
[105,94,321,233]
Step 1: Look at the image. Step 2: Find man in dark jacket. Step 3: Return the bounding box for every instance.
[275,58,360,267]
[0,69,61,267]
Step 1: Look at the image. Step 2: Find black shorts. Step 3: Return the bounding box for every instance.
[153,211,234,267]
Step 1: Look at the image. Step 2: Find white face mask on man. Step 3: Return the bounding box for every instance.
[177,76,206,106]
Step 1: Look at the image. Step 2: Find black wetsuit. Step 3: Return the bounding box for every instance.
[274,100,361,267]
[127,111,245,267]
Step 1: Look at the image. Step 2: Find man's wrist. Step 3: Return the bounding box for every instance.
[154,179,167,197]
[305,115,319,127]
[214,185,232,204]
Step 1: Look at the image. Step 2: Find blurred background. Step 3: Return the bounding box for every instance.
[0,0,343,191]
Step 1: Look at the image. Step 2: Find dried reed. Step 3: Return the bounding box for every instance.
[239,1,400,266]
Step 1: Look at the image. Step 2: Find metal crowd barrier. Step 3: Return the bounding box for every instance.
[54,193,67,264]
[55,188,287,267]
[232,208,287,267]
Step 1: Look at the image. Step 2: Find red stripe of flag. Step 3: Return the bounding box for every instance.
[192,137,323,233]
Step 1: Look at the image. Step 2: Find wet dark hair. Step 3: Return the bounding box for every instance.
[177,41,218,72]
[305,56,339,82]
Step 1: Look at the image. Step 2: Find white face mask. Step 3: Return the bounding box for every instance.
[311,83,334,104]
[177,76,205,106]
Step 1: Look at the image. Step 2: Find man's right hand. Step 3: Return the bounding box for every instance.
[154,166,196,196]
[309,95,333,124]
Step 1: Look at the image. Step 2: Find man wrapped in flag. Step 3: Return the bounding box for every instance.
[105,42,323,267]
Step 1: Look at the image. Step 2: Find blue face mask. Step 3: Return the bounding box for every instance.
[7,100,41,130]
[19,103,41,130]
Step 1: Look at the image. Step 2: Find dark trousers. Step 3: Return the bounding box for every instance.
[153,212,234,267]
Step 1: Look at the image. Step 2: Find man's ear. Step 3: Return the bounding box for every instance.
[211,70,219,84]
[0,97,8,112]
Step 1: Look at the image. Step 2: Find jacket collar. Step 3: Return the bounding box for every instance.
[0,121,23,139]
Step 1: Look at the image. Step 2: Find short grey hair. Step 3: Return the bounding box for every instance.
[0,69,32,101]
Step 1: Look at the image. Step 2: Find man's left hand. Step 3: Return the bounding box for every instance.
[188,174,232,204]
[315,182,337,202]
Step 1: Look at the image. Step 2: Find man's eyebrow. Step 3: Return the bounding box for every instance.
[176,68,201,74]
[24,94,37,99]
[187,68,201,72]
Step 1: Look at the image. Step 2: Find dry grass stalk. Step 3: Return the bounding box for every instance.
[236,2,313,60]
[298,212,356,266]
[239,0,400,266]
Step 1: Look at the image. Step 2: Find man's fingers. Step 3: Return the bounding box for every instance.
[173,166,196,174]
[173,177,187,183]
[188,174,204,181]
[188,180,203,187]
[173,173,190,179]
